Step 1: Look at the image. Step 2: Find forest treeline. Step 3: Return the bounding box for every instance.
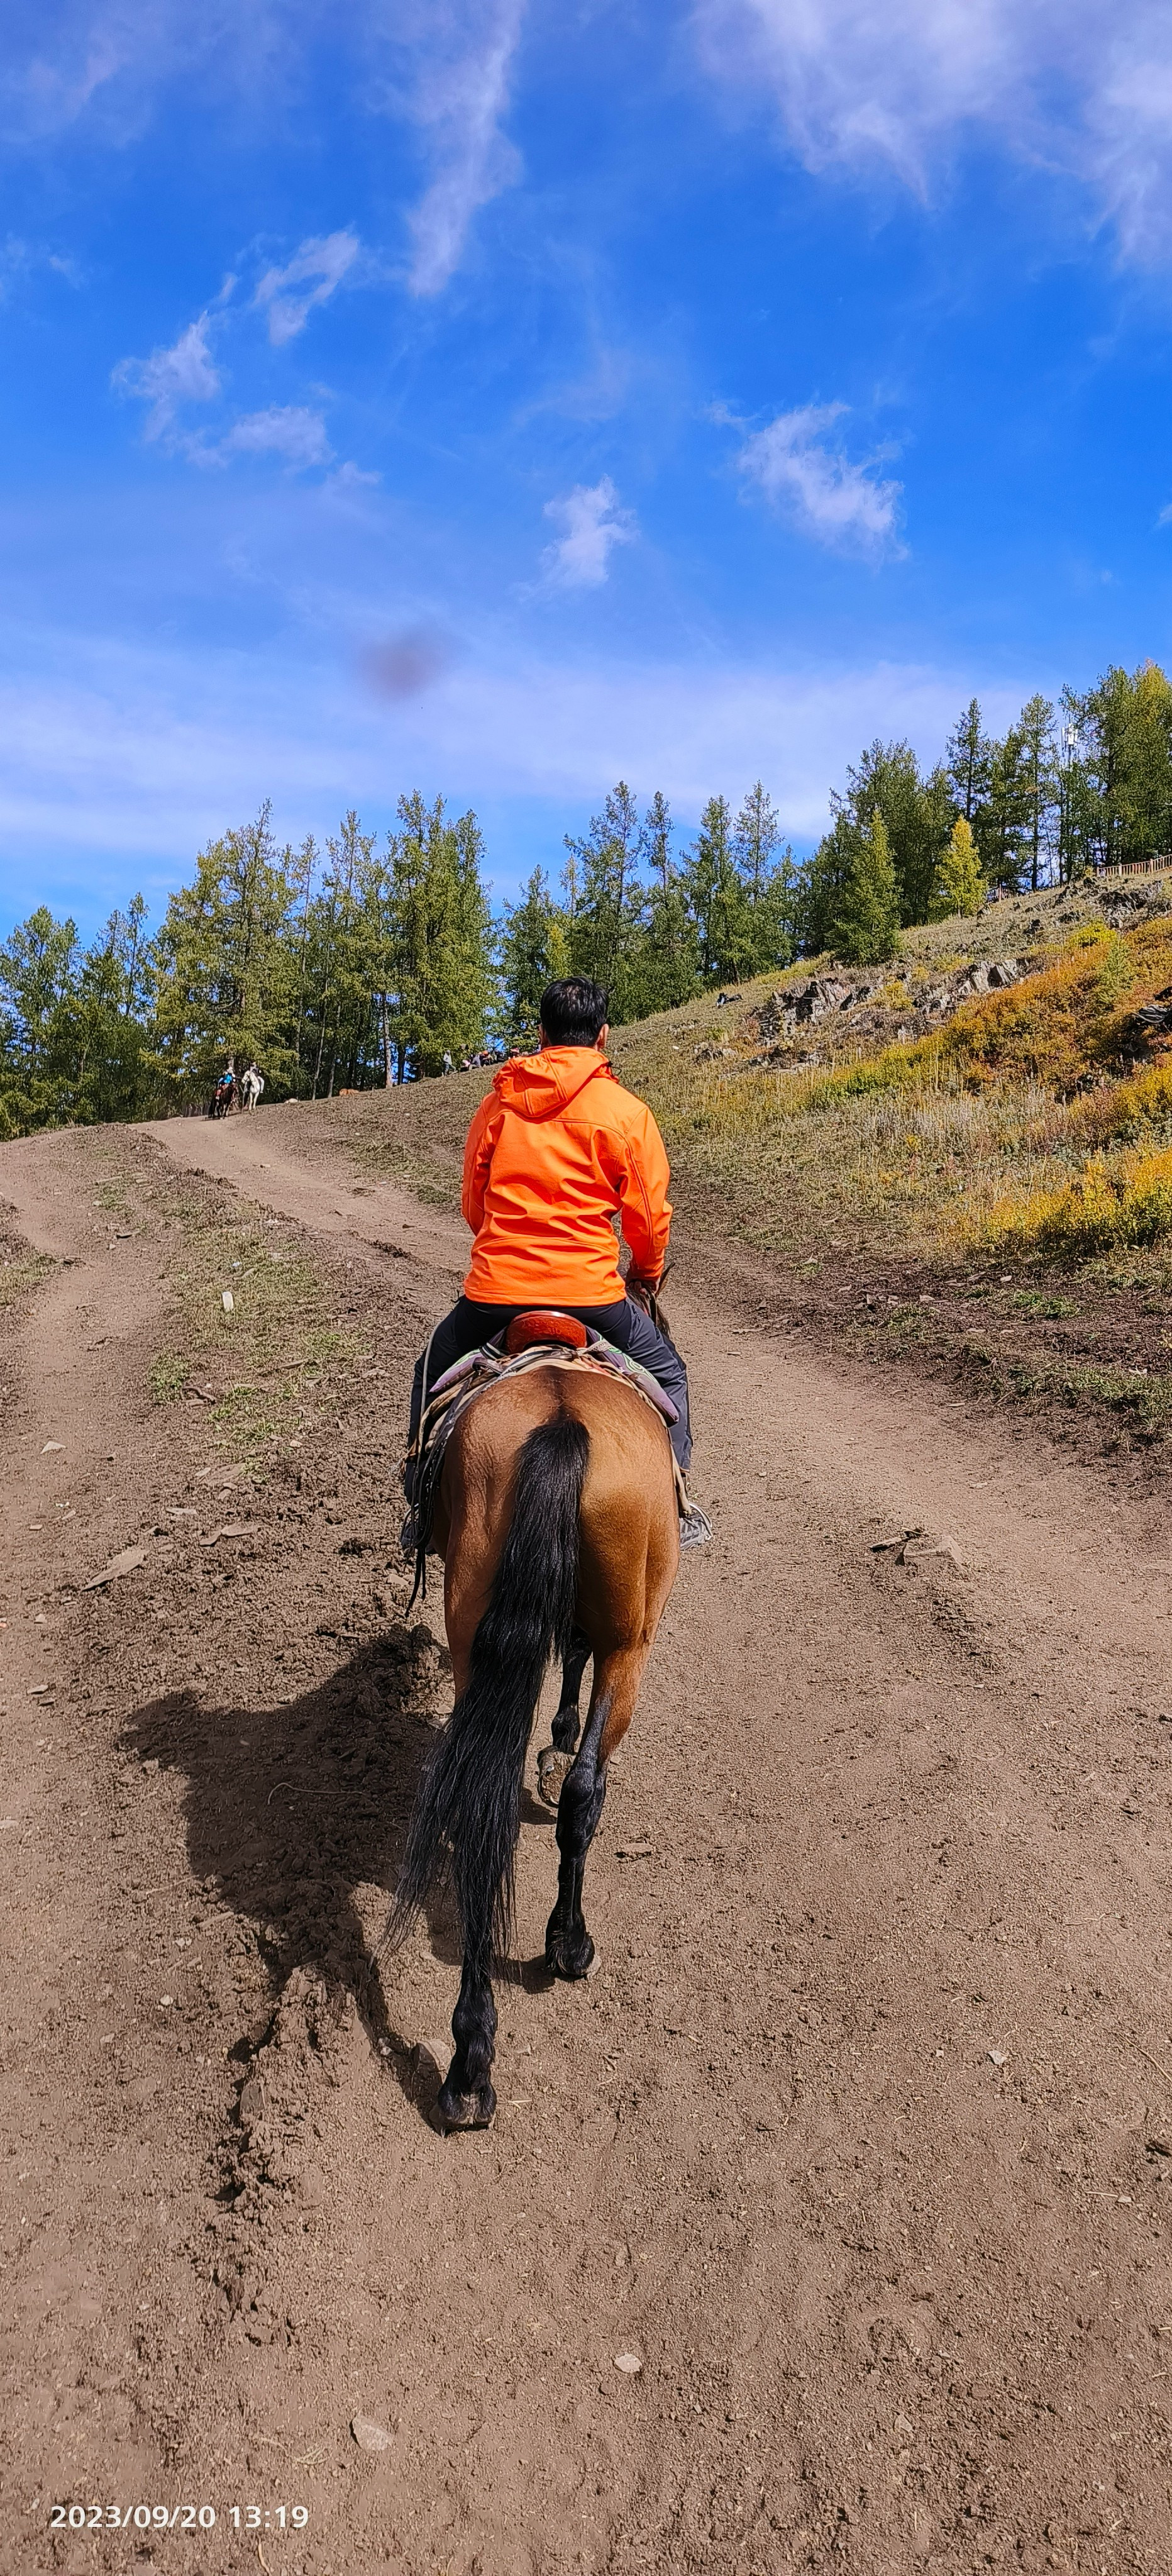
[3,660,1172,1138]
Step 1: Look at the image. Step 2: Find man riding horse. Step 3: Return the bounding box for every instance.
[392,974,704,2129]
[404,973,709,1550]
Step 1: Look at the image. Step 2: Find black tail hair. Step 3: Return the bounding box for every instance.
[391,1409,589,1973]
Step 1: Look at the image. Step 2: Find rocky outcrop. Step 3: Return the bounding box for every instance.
[754,977,868,1041]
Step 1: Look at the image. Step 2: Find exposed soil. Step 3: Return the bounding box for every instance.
[3,1103,1172,2576]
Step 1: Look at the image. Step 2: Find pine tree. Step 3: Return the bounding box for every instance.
[733,780,797,970]
[629,790,699,1012]
[831,809,901,963]
[497,869,570,1045]
[946,700,993,823]
[832,741,952,926]
[0,907,84,1133]
[385,793,494,1075]
[679,796,756,984]
[733,781,779,905]
[1017,694,1058,892]
[151,803,299,1102]
[931,816,985,919]
[311,811,378,1095]
[563,783,647,1019]
[1067,661,1172,872]
[976,727,1030,892]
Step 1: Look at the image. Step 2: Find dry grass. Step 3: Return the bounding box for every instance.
[155,1195,351,1450]
[611,905,1172,1275]
[0,1247,54,1308]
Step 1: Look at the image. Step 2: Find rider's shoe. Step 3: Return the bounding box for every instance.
[678,1498,713,1550]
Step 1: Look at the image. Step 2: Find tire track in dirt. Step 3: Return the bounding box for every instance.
[3,1106,1172,2575]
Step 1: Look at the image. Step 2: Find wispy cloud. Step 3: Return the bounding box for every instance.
[0,623,1033,908]
[734,404,902,557]
[3,0,281,142]
[539,477,636,588]
[403,0,526,294]
[209,406,333,469]
[253,229,360,345]
[111,311,220,439]
[0,234,83,296]
[693,0,1172,267]
[113,303,333,469]
[8,5,524,289]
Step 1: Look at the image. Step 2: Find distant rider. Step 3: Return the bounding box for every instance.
[404,975,709,1547]
[241,1063,265,1113]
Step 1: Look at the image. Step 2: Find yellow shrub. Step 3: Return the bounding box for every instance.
[983,1145,1172,1258]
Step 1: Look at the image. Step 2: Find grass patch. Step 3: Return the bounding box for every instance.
[348,1134,462,1208]
[155,1201,350,1452]
[0,1249,54,1308]
[149,1352,190,1402]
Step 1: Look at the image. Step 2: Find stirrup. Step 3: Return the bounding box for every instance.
[400,1508,419,1555]
[678,1499,712,1551]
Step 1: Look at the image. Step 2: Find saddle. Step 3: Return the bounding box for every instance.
[404,1310,685,1603]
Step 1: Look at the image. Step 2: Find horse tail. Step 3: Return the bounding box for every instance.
[391,1409,589,1972]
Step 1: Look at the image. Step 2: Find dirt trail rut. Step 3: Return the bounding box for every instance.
[3,1103,1172,2576]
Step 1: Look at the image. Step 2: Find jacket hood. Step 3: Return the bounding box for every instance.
[491,1045,615,1123]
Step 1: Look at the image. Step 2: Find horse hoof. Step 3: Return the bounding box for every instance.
[434,2077,496,2134]
[545,1933,597,1982]
[537,1745,573,1809]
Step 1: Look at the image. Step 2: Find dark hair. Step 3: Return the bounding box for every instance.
[539,977,609,1045]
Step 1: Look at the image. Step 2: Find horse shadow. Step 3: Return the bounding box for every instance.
[121,1625,556,2123]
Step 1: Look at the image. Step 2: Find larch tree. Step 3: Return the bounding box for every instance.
[497,868,570,1046]
[679,795,756,984]
[931,816,986,918]
[563,782,648,1021]
[831,809,902,963]
[946,700,993,824]
[150,804,298,1102]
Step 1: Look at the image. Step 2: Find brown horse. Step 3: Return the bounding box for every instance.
[392,1357,680,2131]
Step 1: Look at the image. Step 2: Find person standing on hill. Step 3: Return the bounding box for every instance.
[403,974,709,1547]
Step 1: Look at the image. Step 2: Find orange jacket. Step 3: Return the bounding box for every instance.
[462,1045,673,1307]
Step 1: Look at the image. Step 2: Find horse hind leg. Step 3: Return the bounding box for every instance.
[436,1954,497,2133]
[545,1647,646,1981]
[536,1628,592,1811]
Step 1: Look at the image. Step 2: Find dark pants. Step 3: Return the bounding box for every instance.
[409,1294,692,1474]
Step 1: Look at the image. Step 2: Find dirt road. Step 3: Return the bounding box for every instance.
[3,1102,1172,2576]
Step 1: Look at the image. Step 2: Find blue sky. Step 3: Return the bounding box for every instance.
[4,0,1172,936]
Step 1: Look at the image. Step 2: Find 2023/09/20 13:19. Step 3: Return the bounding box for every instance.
[49,2504,311,2532]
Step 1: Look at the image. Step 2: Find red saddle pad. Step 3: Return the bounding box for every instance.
[504,1310,590,1355]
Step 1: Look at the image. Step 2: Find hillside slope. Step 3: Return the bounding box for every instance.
[256,874,1172,1459]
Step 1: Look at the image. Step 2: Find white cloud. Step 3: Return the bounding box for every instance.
[7,4,524,290]
[402,0,525,294]
[0,619,1034,897]
[207,406,333,469]
[3,0,286,142]
[735,404,902,555]
[253,229,360,345]
[111,311,219,438]
[692,0,1172,266]
[539,477,636,589]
